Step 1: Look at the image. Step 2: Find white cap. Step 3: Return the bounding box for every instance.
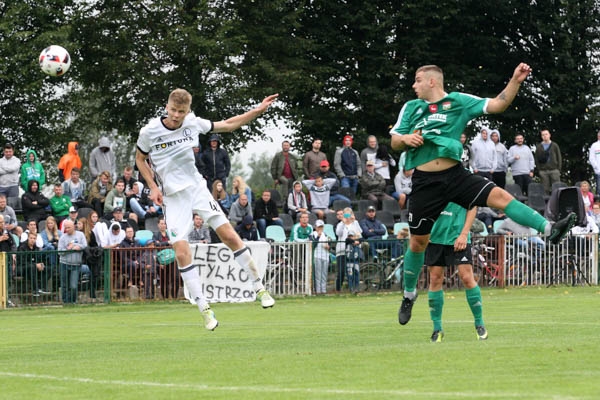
[315,220,324,227]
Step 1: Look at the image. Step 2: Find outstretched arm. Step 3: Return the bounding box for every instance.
[212,94,279,133]
[487,63,532,114]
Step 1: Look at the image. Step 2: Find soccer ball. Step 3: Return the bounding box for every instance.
[39,45,71,77]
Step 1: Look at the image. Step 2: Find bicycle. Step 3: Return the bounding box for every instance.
[360,249,404,292]
[264,244,297,295]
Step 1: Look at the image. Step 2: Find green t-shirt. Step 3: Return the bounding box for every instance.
[429,202,471,246]
[390,92,488,170]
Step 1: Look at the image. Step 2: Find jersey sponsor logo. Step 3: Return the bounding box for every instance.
[427,113,447,122]
[153,136,195,151]
[428,104,438,113]
[442,101,451,110]
[440,210,453,216]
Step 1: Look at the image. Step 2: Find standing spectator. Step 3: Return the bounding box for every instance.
[507,134,535,195]
[471,128,497,180]
[20,149,46,192]
[21,180,49,223]
[460,132,473,170]
[0,143,21,198]
[535,129,562,194]
[235,214,259,241]
[334,209,347,292]
[0,215,17,265]
[289,211,313,242]
[88,171,113,216]
[359,135,379,172]
[62,167,92,210]
[302,176,337,220]
[230,175,253,206]
[302,138,327,179]
[193,145,205,177]
[579,181,595,210]
[336,207,363,293]
[89,136,116,181]
[490,129,508,189]
[58,220,87,304]
[270,140,299,200]
[228,193,253,226]
[359,206,401,259]
[315,160,350,206]
[359,160,395,208]
[334,135,362,194]
[17,232,50,297]
[0,194,19,234]
[374,144,396,185]
[57,141,82,182]
[201,134,231,189]
[286,180,309,222]
[49,183,72,224]
[590,202,600,226]
[77,216,102,300]
[121,166,138,209]
[253,189,283,239]
[588,130,600,194]
[188,214,211,244]
[310,219,330,294]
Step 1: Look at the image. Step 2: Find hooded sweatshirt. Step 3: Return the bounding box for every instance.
[89,136,116,180]
[57,142,82,182]
[200,134,231,182]
[491,130,508,173]
[0,149,21,188]
[20,149,46,190]
[471,129,497,172]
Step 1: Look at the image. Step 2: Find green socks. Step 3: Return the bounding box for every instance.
[403,249,424,293]
[504,199,548,234]
[466,285,484,327]
[428,290,444,331]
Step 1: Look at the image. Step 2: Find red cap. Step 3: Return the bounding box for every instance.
[320,160,329,167]
[343,135,353,145]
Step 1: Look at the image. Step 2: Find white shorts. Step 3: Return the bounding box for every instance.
[162,182,229,243]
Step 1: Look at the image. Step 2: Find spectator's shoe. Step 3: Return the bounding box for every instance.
[201,307,218,331]
[398,293,418,325]
[32,292,40,298]
[548,212,577,245]
[431,330,444,343]
[7,299,15,307]
[37,289,51,295]
[257,289,275,308]
[476,325,488,340]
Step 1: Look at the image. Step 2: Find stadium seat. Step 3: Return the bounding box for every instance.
[332,199,351,211]
[393,222,409,236]
[323,223,337,240]
[505,183,527,202]
[381,198,402,220]
[278,213,294,234]
[325,212,338,226]
[135,229,154,246]
[76,207,94,219]
[357,199,377,212]
[492,220,504,234]
[376,210,395,230]
[266,225,287,242]
[144,217,159,232]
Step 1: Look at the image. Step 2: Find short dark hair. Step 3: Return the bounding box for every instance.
[4,143,13,150]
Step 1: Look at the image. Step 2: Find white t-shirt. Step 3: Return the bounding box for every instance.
[137,112,213,196]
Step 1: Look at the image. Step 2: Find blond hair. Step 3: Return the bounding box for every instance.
[168,88,192,107]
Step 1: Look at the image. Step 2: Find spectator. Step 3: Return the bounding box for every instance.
[0,215,17,271]
[270,140,299,200]
[201,134,231,189]
[230,175,253,206]
[336,207,363,293]
[58,220,87,304]
[211,179,231,215]
[289,211,313,242]
[106,221,125,249]
[20,149,46,192]
[88,170,113,216]
[0,194,19,234]
[89,136,116,181]
[104,178,137,224]
[334,209,347,292]
[315,160,350,206]
[60,206,79,233]
[109,207,134,231]
[21,180,49,223]
[189,214,211,244]
[393,152,413,209]
[507,134,535,195]
[0,143,21,198]
[193,145,205,177]
[579,181,594,210]
[310,219,330,294]
[490,129,508,189]
[286,180,309,222]
[228,193,253,226]
[88,210,109,248]
[121,166,138,209]
[591,202,600,226]
[476,206,505,231]
[40,215,62,281]
[17,231,50,297]
[303,138,327,179]
[359,135,378,172]
[129,181,160,220]
[57,141,82,182]
[588,130,600,194]
[334,135,362,194]
[253,189,283,239]
[62,167,92,210]
[359,160,395,208]
[49,183,72,224]
[471,127,497,180]
[119,225,140,288]
[359,205,401,259]
[535,129,562,194]
[153,217,180,300]
[235,214,259,241]
[374,144,396,186]
[302,176,337,220]
[496,217,545,252]
[20,219,44,248]
[460,132,473,170]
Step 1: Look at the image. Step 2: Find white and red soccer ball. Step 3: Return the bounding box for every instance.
[39,45,71,77]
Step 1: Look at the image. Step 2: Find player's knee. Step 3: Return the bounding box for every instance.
[409,235,429,252]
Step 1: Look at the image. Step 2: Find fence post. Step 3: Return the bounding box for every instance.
[103,248,111,303]
[0,252,6,309]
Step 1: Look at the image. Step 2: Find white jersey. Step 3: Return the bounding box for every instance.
[137,112,213,196]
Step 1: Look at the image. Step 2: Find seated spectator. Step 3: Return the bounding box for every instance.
[153,217,180,299]
[41,216,62,253]
[60,206,79,232]
[235,214,259,241]
[289,212,313,242]
[57,220,87,304]
[286,181,309,222]
[20,219,44,249]
[119,225,141,288]
[310,220,330,294]
[476,206,505,231]
[110,206,136,231]
[393,153,413,209]
[591,202,600,226]
[228,193,253,226]
[212,179,231,214]
[359,160,395,208]
[50,183,72,225]
[88,170,113,217]
[359,206,400,259]
[17,231,50,296]
[62,167,92,210]
[106,222,125,249]
[0,193,19,234]
[315,160,350,206]
[0,215,17,273]
[302,176,337,220]
[121,166,138,209]
[104,177,137,224]
[496,218,545,253]
[230,175,253,206]
[254,190,283,239]
[129,181,160,220]
[88,210,109,248]
[20,149,46,192]
[21,180,49,223]
[189,214,211,244]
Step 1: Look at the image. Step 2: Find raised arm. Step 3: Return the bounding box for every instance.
[212,94,279,133]
[487,63,532,114]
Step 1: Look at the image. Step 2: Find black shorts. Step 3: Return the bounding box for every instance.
[425,243,473,268]
[408,163,496,235]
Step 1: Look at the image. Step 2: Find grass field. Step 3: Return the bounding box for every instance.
[1,286,599,400]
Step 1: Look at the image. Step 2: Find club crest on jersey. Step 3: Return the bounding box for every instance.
[429,104,438,113]
[442,101,451,110]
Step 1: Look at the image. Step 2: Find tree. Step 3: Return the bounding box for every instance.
[246,152,274,195]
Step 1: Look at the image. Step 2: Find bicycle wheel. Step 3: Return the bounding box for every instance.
[360,263,382,292]
[384,259,403,290]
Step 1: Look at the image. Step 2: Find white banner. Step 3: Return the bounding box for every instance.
[184,241,270,304]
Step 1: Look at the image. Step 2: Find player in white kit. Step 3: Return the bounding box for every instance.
[136,89,278,331]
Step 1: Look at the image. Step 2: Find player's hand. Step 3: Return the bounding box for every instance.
[257,94,279,114]
[149,187,163,206]
[513,63,532,84]
[403,133,424,148]
[454,234,467,251]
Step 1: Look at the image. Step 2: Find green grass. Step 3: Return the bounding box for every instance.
[1,286,599,399]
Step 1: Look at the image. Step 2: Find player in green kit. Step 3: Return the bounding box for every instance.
[425,202,485,342]
[390,63,576,326]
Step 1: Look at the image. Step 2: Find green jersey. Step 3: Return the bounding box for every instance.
[390,92,488,170]
[429,202,471,246]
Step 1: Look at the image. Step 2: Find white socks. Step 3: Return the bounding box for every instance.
[180,266,209,311]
